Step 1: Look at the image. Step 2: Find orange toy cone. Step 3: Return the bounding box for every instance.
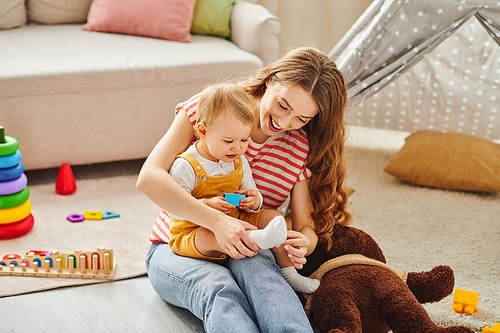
[55,163,77,195]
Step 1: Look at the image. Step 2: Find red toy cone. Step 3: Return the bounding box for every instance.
[55,163,77,195]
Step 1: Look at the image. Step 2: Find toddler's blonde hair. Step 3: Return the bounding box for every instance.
[197,83,254,128]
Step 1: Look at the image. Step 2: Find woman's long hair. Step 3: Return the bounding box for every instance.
[241,47,351,250]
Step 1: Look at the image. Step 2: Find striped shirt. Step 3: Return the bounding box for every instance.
[150,93,311,243]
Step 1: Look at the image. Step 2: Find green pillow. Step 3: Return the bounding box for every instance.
[191,0,235,38]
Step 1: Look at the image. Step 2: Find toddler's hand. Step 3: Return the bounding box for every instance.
[204,196,236,215]
[234,189,260,211]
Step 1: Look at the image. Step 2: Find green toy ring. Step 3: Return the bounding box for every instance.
[0,136,19,157]
[0,200,31,224]
[0,187,30,209]
[0,214,34,240]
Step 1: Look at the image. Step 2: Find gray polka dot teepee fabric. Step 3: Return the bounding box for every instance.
[331,0,500,140]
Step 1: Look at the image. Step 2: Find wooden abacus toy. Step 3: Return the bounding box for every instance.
[0,247,115,280]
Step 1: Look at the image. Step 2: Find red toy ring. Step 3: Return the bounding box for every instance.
[0,214,34,240]
[2,253,21,260]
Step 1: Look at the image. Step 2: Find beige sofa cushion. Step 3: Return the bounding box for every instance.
[27,0,92,24]
[0,0,27,29]
[0,24,262,94]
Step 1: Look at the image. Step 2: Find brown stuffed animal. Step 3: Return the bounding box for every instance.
[298,225,474,333]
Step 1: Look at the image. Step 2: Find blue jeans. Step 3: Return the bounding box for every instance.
[146,242,313,333]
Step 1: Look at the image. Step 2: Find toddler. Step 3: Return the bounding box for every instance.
[167,83,319,293]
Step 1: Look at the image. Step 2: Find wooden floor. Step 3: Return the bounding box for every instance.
[0,275,205,333]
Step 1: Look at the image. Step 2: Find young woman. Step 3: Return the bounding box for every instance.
[137,47,351,332]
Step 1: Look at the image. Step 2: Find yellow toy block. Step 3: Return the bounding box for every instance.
[483,323,500,333]
[84,211,102,220]
[452,289,479,315]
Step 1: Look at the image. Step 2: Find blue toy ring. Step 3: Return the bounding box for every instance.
[0,150,22,169]
[0,162,24,182]
[0,173,27,196]
[0,136,19,157]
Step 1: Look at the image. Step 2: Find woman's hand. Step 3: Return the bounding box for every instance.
[278,230,310,269]
[212,214,260,259]
[204,196,236,215]
[204,193,261,258]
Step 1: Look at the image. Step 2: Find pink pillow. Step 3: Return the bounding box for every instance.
[83,0,196,43]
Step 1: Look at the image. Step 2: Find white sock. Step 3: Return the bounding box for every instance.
[248,215,287,249]
[281,266,320,294]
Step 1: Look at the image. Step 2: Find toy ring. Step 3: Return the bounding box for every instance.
[0,162,25,182]
[0,200,31,224]
[0,187,30,209]
[2,253,22,260]
[0,173,27,196]
[0,136,19,157]
[0,214,34,239]
[0,150,22,169]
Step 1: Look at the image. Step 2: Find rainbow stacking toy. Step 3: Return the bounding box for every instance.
[0,126,34,239]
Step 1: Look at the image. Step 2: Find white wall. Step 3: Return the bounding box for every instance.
[246,0,373,56]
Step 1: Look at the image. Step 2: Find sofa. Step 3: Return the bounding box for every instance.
[0,0,280,170]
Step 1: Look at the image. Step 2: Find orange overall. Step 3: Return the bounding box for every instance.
[169,152,263,262]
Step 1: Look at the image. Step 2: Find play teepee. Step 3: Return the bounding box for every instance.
[330,0,500,140]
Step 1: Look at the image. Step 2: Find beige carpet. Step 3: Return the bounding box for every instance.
[0,126,498,331]
[0,173,159,297]
[344,126,499,331]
